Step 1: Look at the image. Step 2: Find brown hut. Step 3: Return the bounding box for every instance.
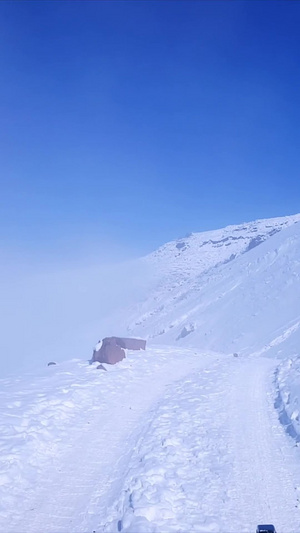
[92,337,146,365]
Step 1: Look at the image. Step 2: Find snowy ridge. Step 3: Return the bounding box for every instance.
[144,213,300,279]
[124,214,300,359]
[124,215,300,337]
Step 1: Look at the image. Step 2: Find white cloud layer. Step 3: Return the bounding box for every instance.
[0,248,154,377]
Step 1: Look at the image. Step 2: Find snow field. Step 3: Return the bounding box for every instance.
[102,357,300,533]
[0,347,215,532]
[1,349,300,532]
[103,359,229,533]
[0,360,104,516]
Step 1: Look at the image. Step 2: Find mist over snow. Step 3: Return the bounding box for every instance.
[0,248,156,378]
[2,213,300,379]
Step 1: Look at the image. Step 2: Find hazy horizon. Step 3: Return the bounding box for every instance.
[1,0,300,376]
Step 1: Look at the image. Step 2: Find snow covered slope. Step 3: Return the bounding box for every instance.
[124,214,300,358]
[2,213,300,533]
[145,214,300,281]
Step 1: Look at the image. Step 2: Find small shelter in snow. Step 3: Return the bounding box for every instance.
[92,337,146,365]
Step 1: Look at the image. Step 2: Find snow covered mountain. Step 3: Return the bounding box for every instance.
[145,214,300,281]
[124,214,300,358]
[2,213,300,533]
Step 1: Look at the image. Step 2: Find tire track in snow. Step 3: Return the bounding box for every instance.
[0,347,215,533]
[227,357,300,533]
[3,353,300,533]
[101,357,300,533]
[101,359,233,533]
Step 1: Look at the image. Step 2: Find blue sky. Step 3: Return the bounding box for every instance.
[1,0,300,260]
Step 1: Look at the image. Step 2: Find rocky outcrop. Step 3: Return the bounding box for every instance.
[92,337,146,365]
[97,364,107,371]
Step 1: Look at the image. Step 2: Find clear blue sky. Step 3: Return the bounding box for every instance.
[1,0,300,259]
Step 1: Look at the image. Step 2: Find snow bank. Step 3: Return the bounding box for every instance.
[0,359,103,509]
[275,357,300,441]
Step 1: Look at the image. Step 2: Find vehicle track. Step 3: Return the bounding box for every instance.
[226,357,300,533]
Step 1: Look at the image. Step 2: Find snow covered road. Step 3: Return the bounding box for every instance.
[102,357,300,533]
[226,358,300,532]
[1,351,300,533]
[0,347,214,533]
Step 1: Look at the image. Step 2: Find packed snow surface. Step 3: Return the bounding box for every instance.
[0,347,212,532]
[2,350,300,532]
[104,356,300,533]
